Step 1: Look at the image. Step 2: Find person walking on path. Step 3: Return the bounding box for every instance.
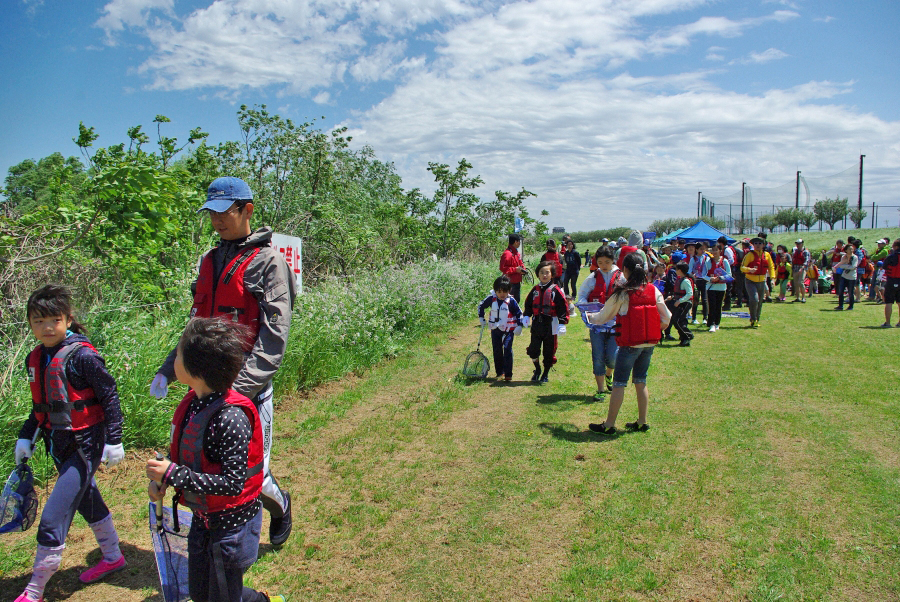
[869,238,890,301]
[500,233,528,303]
[740,237,775,328]
[706,243,730,332]
[791,239,811,303]
[586,252,671,435]
[15,285,127,602]
[834,241,859,311]
[562,240,582,297]
[880,239,900,327]
[150,177,296,546]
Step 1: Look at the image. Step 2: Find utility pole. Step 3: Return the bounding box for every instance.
[794,170,801,232]
[858,154,865,228]
[697,192,701,218]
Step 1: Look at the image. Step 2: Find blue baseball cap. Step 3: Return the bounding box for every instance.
[199,177,253,213]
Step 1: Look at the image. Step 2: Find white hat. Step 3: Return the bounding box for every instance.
[795,239,803,244]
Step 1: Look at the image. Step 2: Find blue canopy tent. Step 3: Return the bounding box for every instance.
[664,222,735,245]
[661,226,689,243]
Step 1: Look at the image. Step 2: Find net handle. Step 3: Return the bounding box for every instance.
[475,323,486,352]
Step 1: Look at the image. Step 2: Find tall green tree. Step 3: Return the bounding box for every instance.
[813,197,850,230]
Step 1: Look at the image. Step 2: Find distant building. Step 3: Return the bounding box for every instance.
[552,227,566,234]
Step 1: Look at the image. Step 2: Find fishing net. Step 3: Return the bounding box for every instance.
[461,324,490,378]
[0,463,38,534]
[149,501,192,602]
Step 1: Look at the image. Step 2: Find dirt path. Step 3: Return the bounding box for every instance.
[0,320,585,601]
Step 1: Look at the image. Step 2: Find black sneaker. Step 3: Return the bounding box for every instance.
[269,491,292,546]
[539,374,549,383]
[531,368,541,381]
[588,423,617,436]
[625,422,650,432]
[664,334,676,341]
[678,340,691,347]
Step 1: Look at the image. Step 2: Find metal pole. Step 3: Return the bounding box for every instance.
[741,182,745,229]
[697,192,701,218]
[858,154,865,216]
[795,170,800,232]
[872,202,876,229]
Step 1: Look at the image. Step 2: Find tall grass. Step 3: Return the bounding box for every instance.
[0,259,497,479]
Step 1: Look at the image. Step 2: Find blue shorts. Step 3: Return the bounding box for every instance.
[612,346,655,388]
[589,329,617,375]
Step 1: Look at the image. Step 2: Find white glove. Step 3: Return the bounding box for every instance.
[14,439,33,465]
[150,373,169,399]
[101,443,125,468]
[479,317,487,326]
[522,316,531,328]
[558,325,567,335]
[514,325,523,336]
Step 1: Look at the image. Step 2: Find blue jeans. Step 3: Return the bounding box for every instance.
[837,277,855,309]
[187,505,267,602]
[612,346,655,388]
[589,329,617,375]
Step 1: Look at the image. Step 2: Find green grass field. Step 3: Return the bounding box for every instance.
[1,266,898,600]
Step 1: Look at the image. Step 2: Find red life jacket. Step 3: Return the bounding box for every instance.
[792,248,807,265]
[707,257,725,279]
[614,284,662,348]
[616,246,638,269]
[27,342,104,431]
[590,256,598,273]
[530,284,563,317]
[746,251,770,276]
[588,269,620,303]
[543,251,563,279]
[831,246,843,267]
[170,390,264,516]
[886,253,900,279]
[776,254,789,278]
[191,247,262,347]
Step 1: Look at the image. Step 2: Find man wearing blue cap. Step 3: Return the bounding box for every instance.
[150,177,296,545]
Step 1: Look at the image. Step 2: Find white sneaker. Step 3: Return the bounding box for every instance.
[692,319,700,325]
[714,325,719,331]
[709,326,715,332]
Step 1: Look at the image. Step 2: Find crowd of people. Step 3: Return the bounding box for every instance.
[493,230,900,436]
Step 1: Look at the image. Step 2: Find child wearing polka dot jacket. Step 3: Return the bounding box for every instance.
[146,318,285,602]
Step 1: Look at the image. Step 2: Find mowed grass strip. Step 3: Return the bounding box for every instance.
[1,279,898,601]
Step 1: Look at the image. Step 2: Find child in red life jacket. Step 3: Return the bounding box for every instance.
[524,260,569,383]
[478,276,524,381]
[15,285,126,602]
[774,245,791,301]
[586,252,671,435]
[146,318,285,602]
[540,239,564,285]
[576,246,625,399]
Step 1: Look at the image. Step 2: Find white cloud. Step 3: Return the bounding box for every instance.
[814,15,835,23]
[99,0,900,230]
[96,0,174,35]
[22,0,44,14]
[730,47,788,65]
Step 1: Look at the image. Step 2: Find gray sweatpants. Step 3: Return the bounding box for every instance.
[744,280,768,322]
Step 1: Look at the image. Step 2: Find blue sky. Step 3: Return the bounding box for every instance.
[3,0,900,231]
